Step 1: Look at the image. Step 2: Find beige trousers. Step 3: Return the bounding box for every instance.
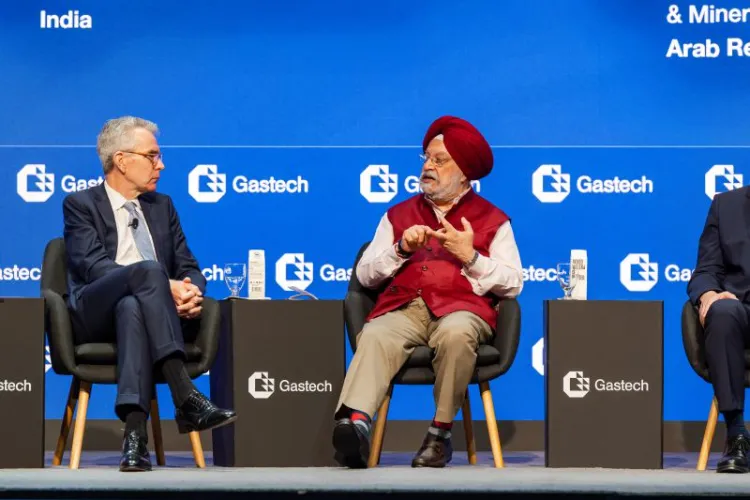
[336,297,492,423]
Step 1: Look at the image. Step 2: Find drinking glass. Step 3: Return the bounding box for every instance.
[224,263,247,298]
[557,262,574,300]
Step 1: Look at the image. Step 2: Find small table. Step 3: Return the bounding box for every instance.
[544,300,663,469]
[211,299,345,467]
[0,298,45,468]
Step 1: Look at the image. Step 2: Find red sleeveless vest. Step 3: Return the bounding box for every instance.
[366,190,509,329]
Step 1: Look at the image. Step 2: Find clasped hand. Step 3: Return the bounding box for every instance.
[400,215,476,264]
[170,277,203,319]
[699,290,738,327]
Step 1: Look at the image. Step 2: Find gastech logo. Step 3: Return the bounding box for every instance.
[563,370,649,399]
[359,165,481,203]
[532,338,544,376]
[523,265,558,282]
[0,380,32,392]
[532,164,654,203]
[16,164,103,203]
[619,253,693,292]
[201,253,352,292]
[274,253,351,292]
[248,372,275,399]
[188,164,308,203]
[247,371,332,399]
[40,10,92,29]
[705,164,743,200]
[17,165,53,203]
[0,266,42,281]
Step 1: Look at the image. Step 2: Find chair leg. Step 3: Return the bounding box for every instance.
[698,396,719,471]
[461,390,477,465]
[479,381,504,468]
[367,386,393,468]
[53,378,80,466]
[188,431,206,468]
[150,393,166,466]
[69,380,92,470]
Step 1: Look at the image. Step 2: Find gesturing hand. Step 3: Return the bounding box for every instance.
[170,277,204,319]
[400,224,435,253]
[432,215,476,264]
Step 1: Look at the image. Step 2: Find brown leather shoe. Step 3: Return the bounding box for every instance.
[411,432,453,468]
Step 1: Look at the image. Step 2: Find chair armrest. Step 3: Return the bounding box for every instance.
[344,290,376,353]
[42,289,77,375]
[492,297,521,376]
[193,296,220,374]
[681,299,709,381]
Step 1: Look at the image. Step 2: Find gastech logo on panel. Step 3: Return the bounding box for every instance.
[360,165,481,203]
[247,371,332,399]
[202,253,352,291]
[16,165,103,203]
[619,253,693,292]
[0,266,41,282]
[705,164,743,199]
[188,165,309,203]
[563,371,648,399]
[40,10,92,29]
[531,165,654,203]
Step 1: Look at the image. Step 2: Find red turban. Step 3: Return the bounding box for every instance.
[422,116,493,181]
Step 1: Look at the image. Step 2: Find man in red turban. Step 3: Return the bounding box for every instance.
[332,116,524,468]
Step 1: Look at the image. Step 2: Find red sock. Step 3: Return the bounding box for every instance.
[431,420,452,430]
[352,411,371,423]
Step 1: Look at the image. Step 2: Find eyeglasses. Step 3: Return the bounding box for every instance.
[419,153,452,167]
[122,151,163,166]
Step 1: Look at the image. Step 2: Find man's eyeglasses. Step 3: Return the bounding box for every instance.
[419,153,452,167]
[123,151,163,166]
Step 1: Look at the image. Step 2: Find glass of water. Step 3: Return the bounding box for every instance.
[557,262,574,300]
[224,263,247,298]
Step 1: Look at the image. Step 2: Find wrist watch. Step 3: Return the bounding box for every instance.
[395,239,412,258]
[464,250,479,268]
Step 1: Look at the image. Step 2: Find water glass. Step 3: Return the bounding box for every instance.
[224,263,247,298]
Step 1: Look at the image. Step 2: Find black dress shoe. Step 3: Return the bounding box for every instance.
[175,390,237,434]
[332,418,370,469]
[411,432,453,468]
[717,434,750,473]
[119,429,151,472]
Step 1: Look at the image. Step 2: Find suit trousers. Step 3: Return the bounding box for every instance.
[703,299,750,413]
[336,297,492,423]
[69,261,195,420]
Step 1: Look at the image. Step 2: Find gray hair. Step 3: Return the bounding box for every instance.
[97,116,159,174]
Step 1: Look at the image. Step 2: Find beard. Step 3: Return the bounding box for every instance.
[421,172,465,203]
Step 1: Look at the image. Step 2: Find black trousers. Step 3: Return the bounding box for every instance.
[704,299,750,413]
[69,261,197,420]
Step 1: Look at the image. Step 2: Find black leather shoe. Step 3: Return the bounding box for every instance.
[332,418,370,469]
[174,390,237,434]
[411,432,452,468]
[717,434,750,473]
[119,429,151,472]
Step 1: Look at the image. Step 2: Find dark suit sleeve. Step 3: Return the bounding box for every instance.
[687,195,725,306]
[63,194,123,284]
[167,196,206,293]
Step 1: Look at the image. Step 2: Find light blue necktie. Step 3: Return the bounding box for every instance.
[123,201,156,261]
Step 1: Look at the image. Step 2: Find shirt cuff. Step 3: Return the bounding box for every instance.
[464,252,490,279]
[388,243,409,264]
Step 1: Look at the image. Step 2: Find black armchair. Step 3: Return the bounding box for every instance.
[344,242,521,468]
[681,299,750,471]
[41,238,221,469]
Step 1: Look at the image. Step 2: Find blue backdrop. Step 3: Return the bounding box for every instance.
[1,0,749,422]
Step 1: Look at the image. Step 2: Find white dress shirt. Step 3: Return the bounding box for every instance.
[103,181,158,266]
[356,193,524,298]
